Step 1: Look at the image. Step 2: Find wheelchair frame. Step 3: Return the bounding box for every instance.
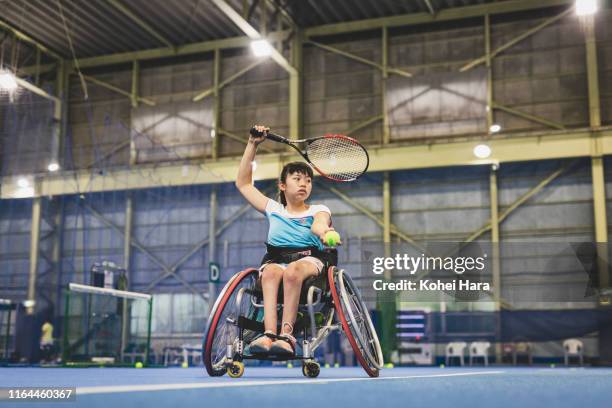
[203,265,383,378]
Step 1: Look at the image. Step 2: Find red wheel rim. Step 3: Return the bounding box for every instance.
[203,268,258,376]
[328,266,379,377]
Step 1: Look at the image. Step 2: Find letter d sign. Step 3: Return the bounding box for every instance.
[209,262,220,283]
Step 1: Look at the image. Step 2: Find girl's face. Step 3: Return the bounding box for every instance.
[280,171,312,203]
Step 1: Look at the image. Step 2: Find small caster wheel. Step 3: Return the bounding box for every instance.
[227,361,244,378]
[302,361,320,378]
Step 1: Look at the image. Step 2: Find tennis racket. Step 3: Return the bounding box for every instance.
[249,127,369,182]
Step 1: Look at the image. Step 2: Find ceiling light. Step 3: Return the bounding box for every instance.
[473,144,492,159]
[489,124,501,133]
[0,69,18,91]
[17,177,30,188]
[48,162,60,172]
[576,0,598,16]
[251,39,272,57]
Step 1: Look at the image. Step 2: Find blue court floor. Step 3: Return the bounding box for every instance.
[1,366,611,408]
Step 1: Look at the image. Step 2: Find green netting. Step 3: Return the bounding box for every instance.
[62,283,152,366]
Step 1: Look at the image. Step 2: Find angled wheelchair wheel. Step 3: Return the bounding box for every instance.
[203,268,259,376]
[328,267,384,377]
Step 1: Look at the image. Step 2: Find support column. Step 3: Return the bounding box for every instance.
[121,192,133,359]
[289,30,303,139]
[212,48,221,160]
[208,187,218,303]
[382,27,390,145]
[585,14,608,289]
[485,14,494,131]
[489,166,502,362]
[27,197,42,315]
[379,172,396,361]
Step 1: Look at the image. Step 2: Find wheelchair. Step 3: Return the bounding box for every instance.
[202,252,384,378]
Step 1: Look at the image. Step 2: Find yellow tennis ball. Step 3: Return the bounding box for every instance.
[324,231,341,247]
[384,363,394,368]
[287,363,293,368]
[135,362,143,368]
[181,362,189,368]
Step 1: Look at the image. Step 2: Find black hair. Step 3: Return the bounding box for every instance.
[278,161,314,206]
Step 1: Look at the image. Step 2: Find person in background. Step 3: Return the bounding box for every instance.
[39,319,54,364]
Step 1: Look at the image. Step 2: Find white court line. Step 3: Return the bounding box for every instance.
[77,371,505,395]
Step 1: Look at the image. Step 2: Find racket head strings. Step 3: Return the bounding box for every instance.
[306,134,369,182]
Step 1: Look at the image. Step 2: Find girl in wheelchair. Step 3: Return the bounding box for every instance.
[235,125,339,356]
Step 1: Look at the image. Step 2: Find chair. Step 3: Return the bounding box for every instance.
[445,342,467,366]
[563,339,584,366]
[469,341,490,366]
[513,341,533,366]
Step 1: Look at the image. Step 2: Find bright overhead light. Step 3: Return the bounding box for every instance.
[17,177,30,188]
[251,39,272,57]
[48,162,60,172]
[489,124,501,133]
[210,129,216,138]
[474,144,492,159]
[576,0,598,16]
[0,69,18,91]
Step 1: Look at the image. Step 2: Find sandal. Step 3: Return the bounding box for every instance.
[249,330,275,353]
[269,322,296,355]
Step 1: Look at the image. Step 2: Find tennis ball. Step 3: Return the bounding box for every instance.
[181,362,189,368]
[135,362,143,368]
[287,363,293,368]
[324,231,341,247]
[333,362,340,368]
[439,363,445,368]
[384,363,394,368]
[550,363,556,368]
[324,363,330,368]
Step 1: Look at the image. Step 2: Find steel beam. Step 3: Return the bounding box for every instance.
[193,57,266,102]
[460,8,573,72]
[493,102,566,130]
[82,74,156,106]
[305,0,572,37]
[5,127,612,199]
[321,184,425,252]
[82,202,206,299]
[210,0,296,75]
[107,0,174,48]
[131,60,139,108]
[26,197,42,314]
[307,40,412,78]
[0,19,64,60]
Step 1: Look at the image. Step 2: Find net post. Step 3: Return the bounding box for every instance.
[145,296,153,365]
[62,289,70,363]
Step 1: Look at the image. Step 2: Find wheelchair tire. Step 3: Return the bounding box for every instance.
[328,267,384,377]
[203,268,259,377]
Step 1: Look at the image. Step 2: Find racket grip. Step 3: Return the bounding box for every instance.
[249,127,289,144]
[266,132,289,144]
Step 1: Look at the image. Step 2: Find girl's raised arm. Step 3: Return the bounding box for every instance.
[235,125,270,213]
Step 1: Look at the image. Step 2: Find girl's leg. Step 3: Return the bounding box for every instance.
[261,264,284,333]
[279,259,320,336]
[250,264,284,353]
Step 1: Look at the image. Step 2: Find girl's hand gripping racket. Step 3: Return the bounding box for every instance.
[250,127,369,182]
